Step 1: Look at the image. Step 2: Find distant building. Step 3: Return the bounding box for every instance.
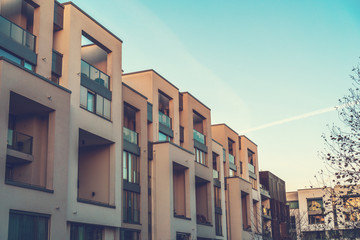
[260,171,290,240]
[287,186,360,240]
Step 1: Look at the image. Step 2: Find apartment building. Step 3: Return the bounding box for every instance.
[211,124,263,240]
[287,186,360,240]
[259,171,289,240]
[0,0,269,240]
[0,0,71,239]
[122,70,229,240]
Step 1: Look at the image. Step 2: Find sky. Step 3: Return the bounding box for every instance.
[61,0,360,191]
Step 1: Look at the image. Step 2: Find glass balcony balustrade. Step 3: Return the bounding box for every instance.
[123,127,138,145]
[81,60,110,89]
[228,154,235,165]
[0,15,36,51]
[248,163,255,173]
[213,169,219,179]
[158,111,171,128]
[7,129,33,154]
[193,129,205,144]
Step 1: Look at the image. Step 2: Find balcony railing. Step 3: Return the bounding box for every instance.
[123,127,138,145]
[228,154,235,165]
[193,129,205,144]
[7,129,33,154]
[248,163,255,173]
[0,15,36,51]
[213,169,219,179]
[81,60,110,89]
[158,111,171,128]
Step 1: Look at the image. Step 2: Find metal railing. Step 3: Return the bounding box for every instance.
[7,129,33,154]
[158,111,171,128]
[228,154,235,165]
[193,129,205,144]
[0,15,36,51]
[123,127,138,145]
[81,59,110,89]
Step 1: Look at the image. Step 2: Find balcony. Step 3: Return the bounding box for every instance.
[81,60,110,89]
[0,15,36,51]
[193,129,205,144]
[7,129,34,164]
[123,127,138,145]
[159,111,171,128]
[7,129,33,154]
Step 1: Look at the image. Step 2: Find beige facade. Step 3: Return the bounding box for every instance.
[0,1,267,240]
[287,186,360,240]
[212,124,263,240]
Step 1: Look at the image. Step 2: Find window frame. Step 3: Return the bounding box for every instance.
[123,151,140,184]
[80,86,111,120]
[123,190,140,224]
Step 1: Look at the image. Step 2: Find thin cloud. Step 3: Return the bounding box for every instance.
[242,100,360,133]
[242,106,337,133]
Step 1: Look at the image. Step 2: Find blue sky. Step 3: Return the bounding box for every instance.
[63,0,360,191]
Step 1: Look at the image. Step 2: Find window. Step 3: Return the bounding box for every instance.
[288,201,299,209]
[215,213,223,236]
[159,131,171,142]
[195,148,206,165]
[214,186,221,208]
[241,193,249,230]
[248,149,254,165]
[290,216,296,229]
[120,230,140,240]
[250,178,257,189]
[229,169,235,177]
[307,198,324,224]
[8,210,49,240]
[0,48,34,71]
[80,86,110,119]
[123,191,140,224]
[70,223,103,240]
[173,163,186,217]
[344,196,360,222]
[123,151,139,184]
[195,178,210,224]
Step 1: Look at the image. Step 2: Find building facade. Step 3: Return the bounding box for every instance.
[287,186,360,240]
[259,171,290,240]
[0,0,271,240]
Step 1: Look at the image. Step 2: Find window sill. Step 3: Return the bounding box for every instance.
[79,106,112,122]
[174,214,191,221]
[77,198,115,209]
[5,179,54,193]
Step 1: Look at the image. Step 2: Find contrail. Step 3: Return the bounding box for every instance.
[242,106,338,133]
